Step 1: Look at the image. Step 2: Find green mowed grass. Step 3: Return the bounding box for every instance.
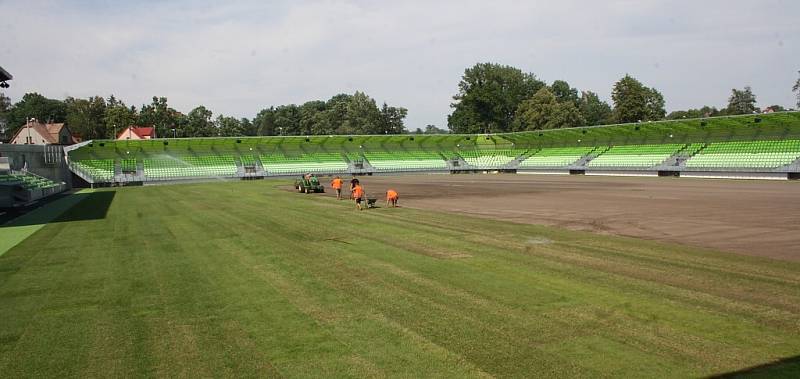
[1,180,799,378]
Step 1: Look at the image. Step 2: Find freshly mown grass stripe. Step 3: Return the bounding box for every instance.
[0,180,799,377]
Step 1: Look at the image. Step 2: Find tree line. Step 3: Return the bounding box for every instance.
[1,66,798,141]
[448,63,800,134]
[0,91,408,141]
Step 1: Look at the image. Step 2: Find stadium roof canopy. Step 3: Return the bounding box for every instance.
[0,66,11,81]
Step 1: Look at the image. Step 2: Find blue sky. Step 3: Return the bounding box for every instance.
[1,0,798,129]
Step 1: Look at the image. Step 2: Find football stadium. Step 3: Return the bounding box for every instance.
[3,1,800,376]
[1,111,800,377]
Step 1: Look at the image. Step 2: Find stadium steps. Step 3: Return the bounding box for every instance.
[576,146,611,166]
[507,149,538,169]
[573,148,605,167]
[787,155,800,171]
[668,143,706,168]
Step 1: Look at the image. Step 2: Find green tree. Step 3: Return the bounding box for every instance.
[65,96,107,140]
[514,87,585,131]
[184,106,215,137]
[666,106,721,120]
[551,80,579,106]
[104,96,137,139]
[448,63,545,133]
[138,96,181,136]
[325,94,353,135]
[273,105,300,135]
[422,125,448,134]
[298,100,327,135]
[793,71,800,108]
[645,87,666,121]
[0,92,10,114]
[378,103,407,134]
[611,75,665,123]
[0,92,10,140]
[216,115,244,137]
[344,91,381,134]
[726,86,758,115]
[253,107,276,136]
[578,91,612,126]
[240,118,255,136]
[5,93,67,136]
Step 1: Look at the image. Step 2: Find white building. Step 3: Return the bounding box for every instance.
[9,120,77,145]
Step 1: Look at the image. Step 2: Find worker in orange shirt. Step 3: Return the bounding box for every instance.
[352,183,365,210]
[330,176,344,200]
[386,189,399,208]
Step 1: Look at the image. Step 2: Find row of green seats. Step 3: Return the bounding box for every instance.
[600,144,684,155]
[459,149,521,168]
[588,144,683,167]
[366,159,446,171]
[260,152,344,163]
[0,173,61,189]
[519,146,596,167]
[701,140,800,154]
[364,150,442,159]
[72,159,114,181]
[588,154,673,167]
[364,150,447,171]
[262,162,348,174]
[685,153,799,169]
[143,157,237,179]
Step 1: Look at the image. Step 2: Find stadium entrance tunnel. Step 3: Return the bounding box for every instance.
[789,172,800,180]
[658,171,680,177]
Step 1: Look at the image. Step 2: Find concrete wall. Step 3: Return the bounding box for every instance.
[0,144,72,186]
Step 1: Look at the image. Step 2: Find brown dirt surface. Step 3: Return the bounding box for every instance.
[319,174,800,261]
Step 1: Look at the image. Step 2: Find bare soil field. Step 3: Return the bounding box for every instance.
[323,174,800,261]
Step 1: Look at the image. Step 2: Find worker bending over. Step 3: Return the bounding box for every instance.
[352,183,365,211]
[330,176,343,200]
[349,177,360,200]
[386,189,399,208]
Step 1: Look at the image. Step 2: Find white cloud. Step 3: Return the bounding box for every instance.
[1,0,798,129]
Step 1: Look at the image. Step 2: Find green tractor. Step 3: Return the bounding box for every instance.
[294,175,325,194]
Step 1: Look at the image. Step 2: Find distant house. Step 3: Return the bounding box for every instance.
[9,120,77,145]
[117,126,156,140]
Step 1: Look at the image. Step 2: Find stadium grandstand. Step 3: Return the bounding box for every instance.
[64,112,800,185]
[0,157,67,207]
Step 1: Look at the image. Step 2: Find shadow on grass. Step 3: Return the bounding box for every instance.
[0,191,116,227]
[708,355,800,378]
